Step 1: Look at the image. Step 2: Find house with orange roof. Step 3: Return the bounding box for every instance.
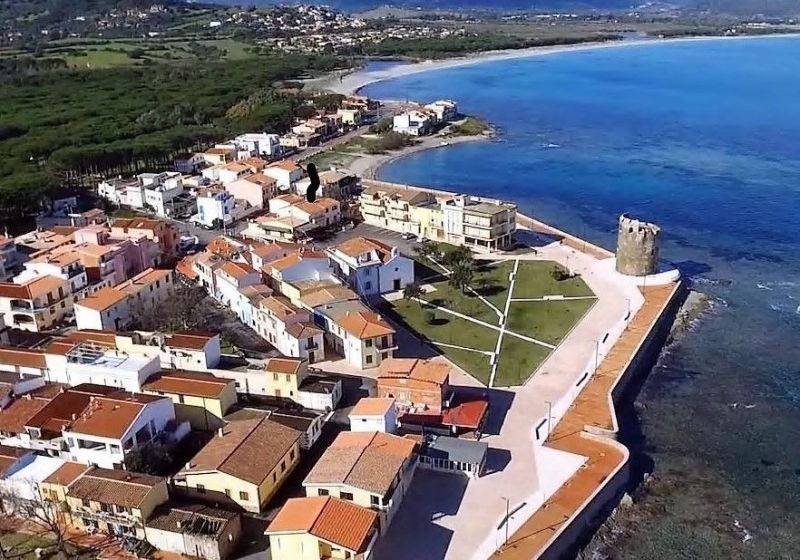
[359,183,439,235]
[273,196,341,230]
[315,300,396,370]
[264,249,334,292]
[327,237,413,297]
[263,160,304,190]
[349,397,398,434]
[266,496,379,560]
[109,217,180,260]
[248,240,300,271]
[14,247,90,301]
[211,260,262,325]
[73,268,175,331]
[376,358,452,413]
[174,416,302,513]
[240,213,316,243]
[0,275,71,332]
[262,356,341,412]
[202,144,237,166]
[303,431,418,531]
[296,169,359,201]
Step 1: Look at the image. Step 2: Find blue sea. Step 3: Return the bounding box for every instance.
[364,37,800,558]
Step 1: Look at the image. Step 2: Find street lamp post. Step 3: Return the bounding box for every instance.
[594,340,600,373]
[501,496,510,546]
[544,400,553,438]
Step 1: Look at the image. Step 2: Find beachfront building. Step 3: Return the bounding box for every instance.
[442,195,517,251]
[424,100,459,123]
[393,110,434,136]
[359,184,438,234]
[327,237,414,296]
[233,132,281,158]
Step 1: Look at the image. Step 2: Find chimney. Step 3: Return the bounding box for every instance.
[217,427,225,437]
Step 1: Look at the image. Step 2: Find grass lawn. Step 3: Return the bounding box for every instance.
[419,260,513,325]
[386,299,496,385]
[305,150,357,170]
[506,299,596,345]
[513,261,595,299]
[0,532,96,559]
[494,336,552,387]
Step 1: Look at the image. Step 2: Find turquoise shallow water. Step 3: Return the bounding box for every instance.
[364,37,800,558]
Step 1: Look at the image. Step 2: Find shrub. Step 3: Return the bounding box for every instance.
[425,311,436,324]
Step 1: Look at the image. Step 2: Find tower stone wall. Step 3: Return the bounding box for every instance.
[615,214,660,276]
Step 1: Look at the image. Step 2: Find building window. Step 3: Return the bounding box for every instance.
[365,281,372,290]
[371,495,380,506]
[318,489,329,496]
[273,373,279,381]
[280,461,286,473]
[178,394,184,404]
[239,491,249,501]
[365,339,373,348]
[272,472,277,483]
[225,489,231,497]
[341,492,354,501]
[196,484,205,494]
[82,499,90,508]
[366,355,373,365]
[290,449,296,461]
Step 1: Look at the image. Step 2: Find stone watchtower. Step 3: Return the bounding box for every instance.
[615,213,661,276]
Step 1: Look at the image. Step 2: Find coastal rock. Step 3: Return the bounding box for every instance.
[620,493,634,508]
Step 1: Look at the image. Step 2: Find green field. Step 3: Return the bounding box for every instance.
[391,257,596,386]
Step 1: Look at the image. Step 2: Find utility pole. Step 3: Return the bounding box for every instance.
[501,496,510,546]
[544,400,552,437]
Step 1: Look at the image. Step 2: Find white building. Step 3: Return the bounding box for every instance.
[262,160,304,190]
[315,300,396,370]
[424,100,458,123]
[393,111,433,136]
[256,296,325,364]
[44,342,161,392]
[442,196,517,251]
[327,237,414,297]
[349,398,397,434]
[14,252,90,301]
[194,190,237,228]
[225,173,278,210]
[234,133,281,158]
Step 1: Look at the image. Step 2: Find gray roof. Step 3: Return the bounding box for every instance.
[424,436,487,465]
[319,299,370,321]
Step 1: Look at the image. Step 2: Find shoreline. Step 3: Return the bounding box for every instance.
[317,32,800,96]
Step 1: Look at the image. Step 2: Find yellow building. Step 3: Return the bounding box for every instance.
[267,496,379,560]
[174,416,301,513]
[408,201,445,241]
[359,184,436,234]
[264,357,308,400]
[38,462,91,526]
[65,467,169,540]
[142,370,237,431]
[303,431,417,531]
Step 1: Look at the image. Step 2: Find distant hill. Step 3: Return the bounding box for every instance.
[207,0,800,16]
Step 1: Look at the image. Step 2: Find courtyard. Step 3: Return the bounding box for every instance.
[385,252,596,387]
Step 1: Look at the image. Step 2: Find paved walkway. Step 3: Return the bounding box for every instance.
[491,283,679,560]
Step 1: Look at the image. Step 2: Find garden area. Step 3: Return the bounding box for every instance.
[386,244,596,386]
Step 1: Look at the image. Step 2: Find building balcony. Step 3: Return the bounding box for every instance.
[76,507,138,527]
[9,300,34,312]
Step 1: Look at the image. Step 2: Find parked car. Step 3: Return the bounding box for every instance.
[419,236,430,244]
[401,232,416,240]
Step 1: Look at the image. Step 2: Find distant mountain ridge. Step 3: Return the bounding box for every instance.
[208,0,799,16]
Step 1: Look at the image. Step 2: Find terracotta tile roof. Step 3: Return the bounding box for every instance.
[292,199,339,216]
[266,250,326,274]
[299,286,359,309]
[285,321,323,339]
[441,395,490,430]
[26,391,93,437]
[261,296,301,319]
[176,255,199,280]
[219,261,256,280]
[183,417,301,485]
[111,218,167,232]
[65,330,117,347]
[68,467,164,508]
[75,286,128,312]
[249,241,297,260]
[67,396,148,439]
[265,357,304,376]
[239,284,273,304]
[206,237,243,259]
[268,496,377,553]
[0,445,32,473]
[304,431,416,496]
[167,331,216,350]
[143,371,231,399]
[351,398,395,417]
[269,160,301,172]
[0,276,64,300]
[336,311,394,340]
[146,502,238,535]
[0,346,47,369]
[205,147,235,156]
[119,268,172,296]
[224,162,250,173]
[0,396,50,434]
[377,358,451,386]
[43,462,91,487]
[245,173,277,187]
[273,193,304,205]
[332,237,394,262]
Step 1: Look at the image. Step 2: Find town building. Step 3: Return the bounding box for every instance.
[336,107,363,126]
[376,358,451,413]
[295,170,358,201]
[73,268,175,331]
[256,297,326,364]
[267,496,379,560]
[224,173,278,210]
[349,398,397,434]
[263,160,304,190]
[263,357,341,411]
[233,132,281,158]
[174,416,302,513]
[0,276,71,332]
[442,195,517,251]
[142,371,237,431]
[202,145,237,166]
[66,467,169,540]
[424,99,459,123]
[144,502,242,560]
[327,237,413,296]
[359,184,438,234]
[314,301,396,369]
[109,218,180,261]
[303,431,417,531]
[0,236,21,281]
[393,110,434,136]
[418,434,487,478]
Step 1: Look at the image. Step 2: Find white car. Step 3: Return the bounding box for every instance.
[401,232,416,240]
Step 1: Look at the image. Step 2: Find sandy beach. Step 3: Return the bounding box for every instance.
[311,33,800,96]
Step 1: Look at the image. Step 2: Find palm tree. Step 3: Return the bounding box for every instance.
[403,281,424,307]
